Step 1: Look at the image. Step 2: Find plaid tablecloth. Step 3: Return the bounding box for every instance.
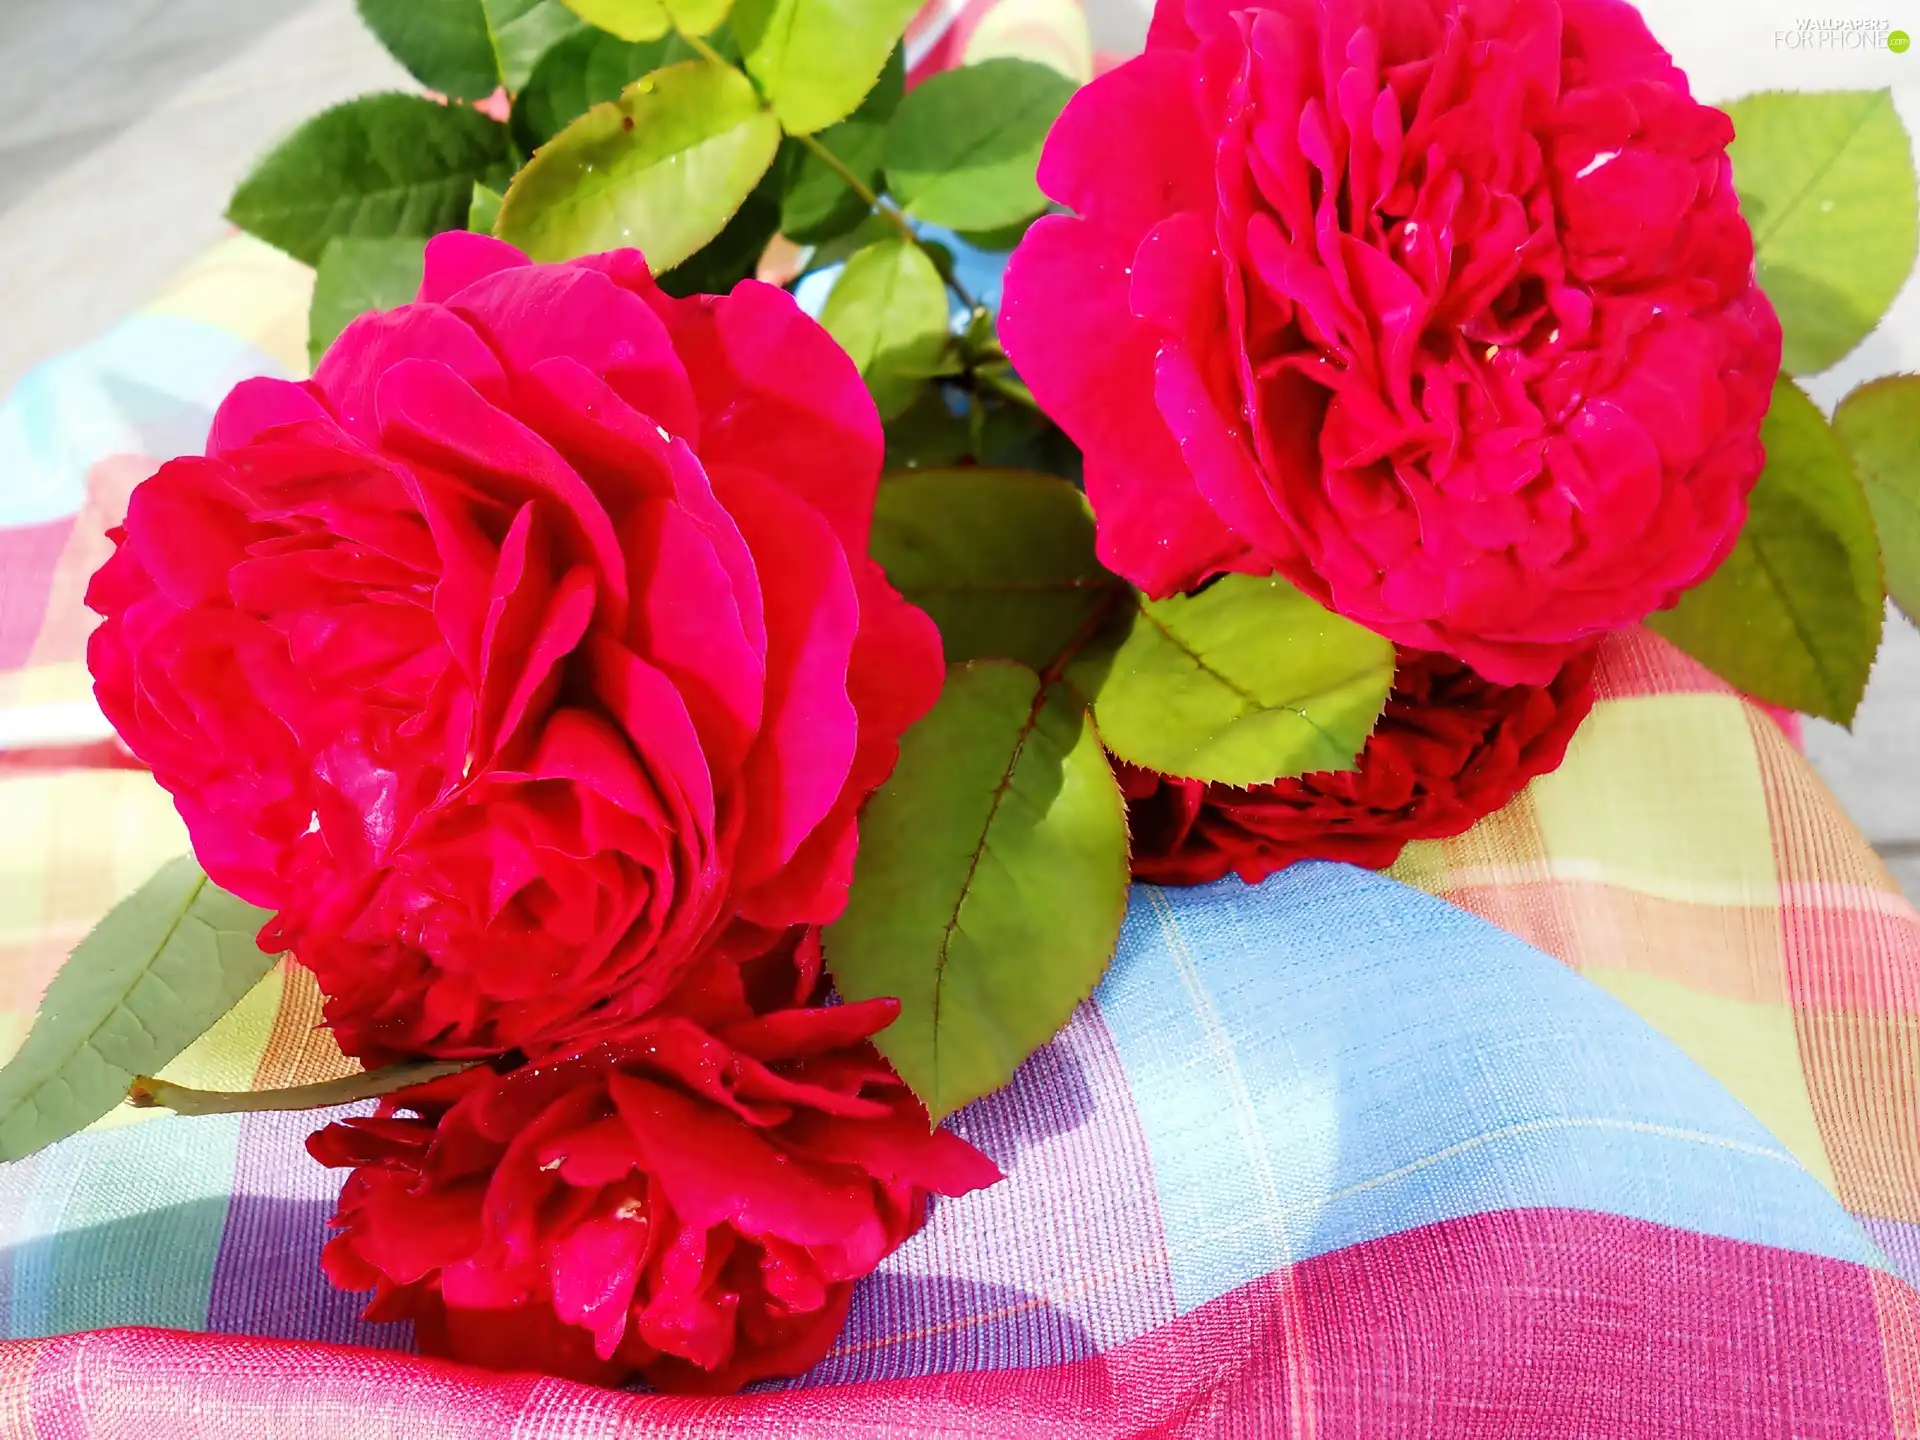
[1,225,1918,1435]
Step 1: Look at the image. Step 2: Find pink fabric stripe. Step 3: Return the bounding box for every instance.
[9,1211,1903,1437]
[1779,884,1920,1014]
[0,742,144,776]
[0,517,72,672]
[1285,1209,1898,1437]
[905,0,997,82]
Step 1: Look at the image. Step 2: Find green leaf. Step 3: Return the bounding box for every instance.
[655,167,781,296]
[308,236,428,368]
[0,858,278,1162]
[884,386,972,471]
[1651,378,1884,723]
[558,0,731,38]
[825,660,1128,1121]
[872,469,1120,669]
[733,0,923,135]
[1728,90,1919,375]
[1835,375,1920,626]
[357,0,582,96]
[496,60,781,269]
[469,179,505,233]
[885,58,1075,231]
[665,0,735,34]
[128,1060,475,1117]
[779,129,885,242]
[796,208,894,276]
[356,0,502,101]
[821,238,953,419]
[955,214,1040,251]
[512,26,707,150]
[557,0,672,40]
[971,391,1082,480]
[482,0,586,91]
[776,47,903,243]
[1068,573,1396,786]
[227,93,511,266]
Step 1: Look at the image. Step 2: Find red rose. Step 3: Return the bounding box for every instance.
[307,929,1000,1393]
[1122,647,1597,882]
[1000,0,1781,684]
[86,233,942,1062]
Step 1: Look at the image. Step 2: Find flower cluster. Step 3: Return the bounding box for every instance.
[1002,0,1781,685]
[88,232,994,1386]
[308,929,998,1392]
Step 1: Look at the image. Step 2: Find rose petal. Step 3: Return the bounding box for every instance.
[1002,216,1249,596]
[445,260,701,444]
[609,1073,875,1248]
[734,561,941,927]
[645,280,883,555]
[373,358,629,637]
[206,377,335,456]
[549,1206,650,1360]
[312,304,506,445]
[1038,49,1214,242]
[712,468,861,889]
[417,230,531,305]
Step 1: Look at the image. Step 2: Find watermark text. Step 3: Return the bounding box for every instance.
[1774,17,1910,49]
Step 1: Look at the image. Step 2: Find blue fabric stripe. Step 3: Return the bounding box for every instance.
[1094,863,1878,1316]
[0,314,282,528]
[8,1114,242,1338]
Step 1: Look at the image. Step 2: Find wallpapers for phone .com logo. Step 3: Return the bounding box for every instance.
[1776,17,1911,50]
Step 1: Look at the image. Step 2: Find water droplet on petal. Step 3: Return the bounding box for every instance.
[1575,149,1620,180]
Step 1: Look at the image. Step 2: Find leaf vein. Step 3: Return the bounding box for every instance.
[929,675,1052,1106]
[0,874,208,1129]
[1136,604,1264,710]
[1753,92,1881,251]
[923,89,1062,180]
[1746,534,1842,712]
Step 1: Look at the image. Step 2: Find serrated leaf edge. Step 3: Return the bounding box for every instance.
[496,60,777,268]
[1096,592,1393,786]
[0,861,278,1160]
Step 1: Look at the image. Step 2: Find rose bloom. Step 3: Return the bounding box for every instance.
[308,928,1000,1393]
[1001,0,1781,684]
[86,232,941,1062]
[1122,646,1596,882]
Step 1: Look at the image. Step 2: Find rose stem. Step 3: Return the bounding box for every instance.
[126,1059,475,1116]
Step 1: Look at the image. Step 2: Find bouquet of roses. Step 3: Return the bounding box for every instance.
[0,0,1914,1397]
